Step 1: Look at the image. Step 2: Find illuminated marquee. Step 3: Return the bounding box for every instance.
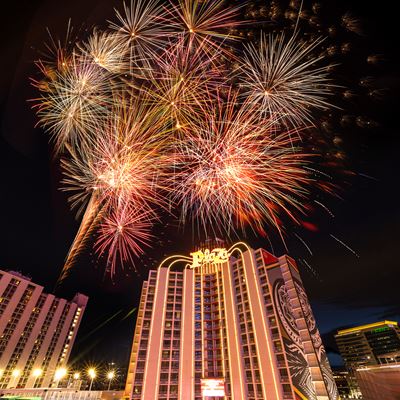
[201,378,225,397]
[190,248,229,268]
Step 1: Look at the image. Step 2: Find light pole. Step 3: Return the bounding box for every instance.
[88,368,96,391]
[31,368,42,388]
[69,372,81,390]
[54,367,67,388]
[106,371,115,391]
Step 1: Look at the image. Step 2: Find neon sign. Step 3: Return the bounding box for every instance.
[190,248,229,268]
[201,378,226,397]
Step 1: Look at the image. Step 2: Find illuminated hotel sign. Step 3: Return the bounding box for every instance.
[190,248,229,268]
[201,378,226,397]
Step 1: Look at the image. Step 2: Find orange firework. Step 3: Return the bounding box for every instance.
[58,97,167,281]
[137,34,225,130]
[170,90,312,236]
[30,0,339,279]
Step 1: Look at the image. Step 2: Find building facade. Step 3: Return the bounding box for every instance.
[124,242,338,400]
[0,270,88,388]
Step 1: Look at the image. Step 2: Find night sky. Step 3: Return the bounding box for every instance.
[1,0,399,377]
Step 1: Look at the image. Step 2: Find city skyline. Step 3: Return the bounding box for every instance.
[0,0,399,376]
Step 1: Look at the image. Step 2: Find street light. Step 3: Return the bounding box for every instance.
[106,371,115,391]
[87,368,96,391]
[54,367,67,388]
[31,368,42,388]
[11,369,21,388]
[73,372,80,380]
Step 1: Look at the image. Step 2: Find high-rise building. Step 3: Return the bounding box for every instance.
[0,270,88,389]
[331,368,351,399]
[124,242,338,400]
[335,320,400,370]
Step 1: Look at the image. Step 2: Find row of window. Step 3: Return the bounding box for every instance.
[0,294,47,385]
[0,286,35,358]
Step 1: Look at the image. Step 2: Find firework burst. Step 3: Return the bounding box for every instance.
[37,20,77,73]
[171,91,312,236]
[239,31,335,128]
[79,30,129,74]
[58,97,167,280]
[168,0,241,56]
[33,53,115,153]
[109,0,172,68]
[31,0,345,279]
[137,35,225,129]
[61,97,166,215]
[95,203,153,277]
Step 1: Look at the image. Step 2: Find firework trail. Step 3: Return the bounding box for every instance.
[58,194,103,283]
[341,12,363,35]
[330,234,360,258]
[314,200,335,218]
[301,259,321,281]
[294,233,313,256]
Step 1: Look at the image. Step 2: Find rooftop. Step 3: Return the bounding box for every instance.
[337,320,398,336]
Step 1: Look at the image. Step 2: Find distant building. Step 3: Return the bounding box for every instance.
[335,320,400,398]
[124,242,338,400]
[0,269,88,388]
[335,320,400,369]
[331,367,361,399]
[356,363,400,400]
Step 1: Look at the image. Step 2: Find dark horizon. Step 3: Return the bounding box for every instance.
[1,0,399,372]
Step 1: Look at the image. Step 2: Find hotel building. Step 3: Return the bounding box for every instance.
[124,242,338,400]
[0,269,88,388]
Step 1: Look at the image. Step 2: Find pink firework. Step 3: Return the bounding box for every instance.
[95,204,153,277]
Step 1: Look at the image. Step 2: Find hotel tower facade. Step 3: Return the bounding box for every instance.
[125,242,338,400]
[0,270,88,389]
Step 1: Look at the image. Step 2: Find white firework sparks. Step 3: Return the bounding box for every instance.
[239,31,336,128]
